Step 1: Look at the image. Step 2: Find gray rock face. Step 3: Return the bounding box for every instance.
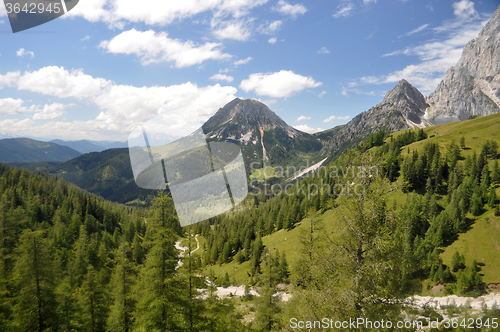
[202,98,322,167]
[320,79,428,156]
[426,5,500,124]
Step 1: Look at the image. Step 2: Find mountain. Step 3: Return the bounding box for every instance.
[425,5,500,124]
[319,79,429,159]
[51,139,105,154]
[0,138,81,162]
[11,148,156,205]
[203,98,323,169]
[50,139,129,153]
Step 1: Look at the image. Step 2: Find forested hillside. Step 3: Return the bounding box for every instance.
[0,165,247,331]
[188,113,500,321]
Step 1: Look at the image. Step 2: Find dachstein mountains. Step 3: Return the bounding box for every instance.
[206,4,500,158]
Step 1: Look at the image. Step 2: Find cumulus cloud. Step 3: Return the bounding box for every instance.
[293,124,324,134]
[322,115,350,123]
[317,47,330,54]
[15,66,111,99]
[453,0,478,20]
[32,103,74,120]
[212,20,252,41]
[99,29,232,67]
[16,48,35,58]
[258,20,283,34]
[209,74,234,83]
[295,115,311,122]
[240,70,322,98]
[333,2,354,18]
[66,0,269,35]
[234,57,253,66]
[274,0,307,17]
[0,66,238,139]
[0,98,37,118]
[268,37,277,44]
[358,3,490,93]
[0,71,21,89]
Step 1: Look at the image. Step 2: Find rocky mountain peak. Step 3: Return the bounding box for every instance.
[425,5,500,124]
[202,98,296,140]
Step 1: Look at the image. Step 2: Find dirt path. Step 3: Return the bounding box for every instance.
[174,234,200,269]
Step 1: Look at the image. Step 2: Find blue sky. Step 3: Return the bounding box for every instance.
[0,0,498,141]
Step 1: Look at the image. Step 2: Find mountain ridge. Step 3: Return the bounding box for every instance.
[0,137,81,163]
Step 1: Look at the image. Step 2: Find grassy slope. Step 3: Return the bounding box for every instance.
[199,113,500,286]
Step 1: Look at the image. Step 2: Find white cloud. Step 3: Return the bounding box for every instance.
[81,35,91,41]
[240,70,322,98]
[453,0,478,20]
[258,20,283,34]
[359,7,490,93]
[0,4,6,17]
[318,91,326,97]
[67,0,265,26]
[268,37,277,44]
[0,67,238,139]
[0,98,37,118]
[322,115,350,123]
[15,66,111,99]
[333,2,354,18]
[100,29,231,67]
[209,73,234,83]
[295,115,311,122]
[0,71,21,89]
[363,0,376,4]
[293,124,324,134]
[406,23,429,36]
[317,47,330,54]
[233,56,253,66]
[33,103,74,120]
[212,20,252,41]
[274,0,307,17]
[16,48,34,58]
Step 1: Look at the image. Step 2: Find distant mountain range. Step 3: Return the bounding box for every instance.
[5,5,500,206]
[50,139,128,154]
[0,138,81,163]
[11,148,155,205]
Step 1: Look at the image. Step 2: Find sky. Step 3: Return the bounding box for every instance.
[0,0,498,141]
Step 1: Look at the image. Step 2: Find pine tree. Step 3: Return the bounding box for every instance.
[77,265,109,332]
[488,188,497,208]
[13,230,58,332]
[492,160,499,185]
[132,234,143,265]
[107,242,136,332]
[134,193,184,331]
[460,136,466,149]
[471,192,484,216]
[254,252,281,331]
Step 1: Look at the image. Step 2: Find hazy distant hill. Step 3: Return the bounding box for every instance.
[50,139,128,153]
[12,148,156,205]
[0,138,81,162]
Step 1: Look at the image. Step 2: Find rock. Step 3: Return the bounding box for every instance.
[425,5,500,124]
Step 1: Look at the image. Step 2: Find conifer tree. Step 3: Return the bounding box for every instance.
[492,160,499,185]
[13,230,58,332]
[107,242,136,332]
[133,193,184,331]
